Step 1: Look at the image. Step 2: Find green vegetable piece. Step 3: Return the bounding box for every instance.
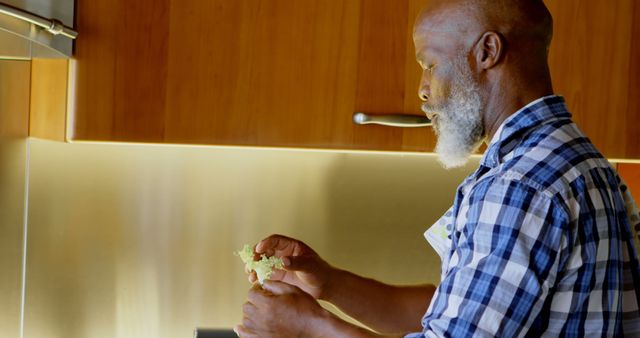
[236,244,284,284]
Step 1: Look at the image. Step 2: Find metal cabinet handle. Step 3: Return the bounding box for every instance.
[0,3,77,39]
[353,112,431,128]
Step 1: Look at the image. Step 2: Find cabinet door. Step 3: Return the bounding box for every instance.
[72,0,640,157]
[545,0,640,159]
[72,0,434,151]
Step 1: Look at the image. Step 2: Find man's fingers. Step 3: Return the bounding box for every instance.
[284,255,318,273]
[234,324,257,338]
[262,280,299,295]
[247,284,270,304]
[256,234,296,255]
[247,271,257,283]
[268,268,286,281]
[264,255,310,274]
[249,282,263,292]
[242,301,257,316]
[255,235,279,255]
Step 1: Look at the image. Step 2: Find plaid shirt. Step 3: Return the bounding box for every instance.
[408,96,640,337]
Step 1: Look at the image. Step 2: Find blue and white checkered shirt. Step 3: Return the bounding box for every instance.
[409,96,640,337]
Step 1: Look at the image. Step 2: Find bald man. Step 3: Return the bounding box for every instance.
[235,0,640,337]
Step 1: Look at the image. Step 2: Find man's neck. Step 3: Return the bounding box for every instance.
[482,78,554,142]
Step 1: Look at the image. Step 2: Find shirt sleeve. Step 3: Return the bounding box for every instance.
[415,176,569,337]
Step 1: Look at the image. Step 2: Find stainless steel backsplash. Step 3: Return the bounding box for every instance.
[0,138,28,338]
[20,140,477,337]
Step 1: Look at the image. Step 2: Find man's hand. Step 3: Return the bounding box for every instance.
[244,234,434,334]
[234,281,326,338]
[249,234,333,299]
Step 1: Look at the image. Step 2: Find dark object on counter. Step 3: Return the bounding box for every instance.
[193,328,237,338]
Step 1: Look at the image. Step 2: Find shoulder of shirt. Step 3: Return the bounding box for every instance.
[491,118,614,200]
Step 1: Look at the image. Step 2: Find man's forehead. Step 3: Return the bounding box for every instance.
[413,27,464,42]
[413,0,481,36]
[414,14,475,35]
[413,3,481,57]
[413,28,465,57]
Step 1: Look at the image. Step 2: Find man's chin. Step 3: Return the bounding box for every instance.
[436,152,471,169]
[434,136,478,169]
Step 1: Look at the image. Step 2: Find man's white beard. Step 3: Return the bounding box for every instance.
[424,58,485,169]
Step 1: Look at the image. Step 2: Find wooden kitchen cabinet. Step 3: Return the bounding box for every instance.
[546,0,640,159]
[618,163,640,201]
[71,0,433,151]
[69,0,640,157]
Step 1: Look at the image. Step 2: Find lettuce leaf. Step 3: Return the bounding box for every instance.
[236,244,284,284]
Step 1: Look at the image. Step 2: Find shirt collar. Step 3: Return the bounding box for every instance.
[480,95,571,168]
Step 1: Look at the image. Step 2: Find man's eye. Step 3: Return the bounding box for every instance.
[417,60,436,73]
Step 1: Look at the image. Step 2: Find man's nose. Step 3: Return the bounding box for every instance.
[418,72,430,101]
[418,85,430,102]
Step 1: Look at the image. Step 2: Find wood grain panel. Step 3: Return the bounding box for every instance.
[626,1,640,158]
[73,0,434,151]
[73,0,118,140]
[164,0,363,149]
[70,0,638,157]
[163,1,249,144]
[0,60,30,138]
[545,0,636,158]
[30,59,68,141]
[618,163,640,203]
[352,0,409,151]
[112,0,169,141]
[75,0,169,142]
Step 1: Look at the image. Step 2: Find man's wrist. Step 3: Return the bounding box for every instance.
[309,309,382,338]
[318,265,344,302]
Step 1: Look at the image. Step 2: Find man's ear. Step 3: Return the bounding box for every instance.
[474,31,505,70]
